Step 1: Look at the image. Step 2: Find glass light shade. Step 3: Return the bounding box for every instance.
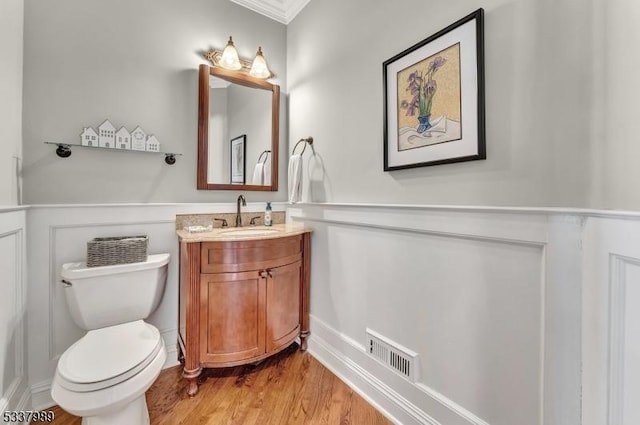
[219,36,241,70]
[249,47,271,79]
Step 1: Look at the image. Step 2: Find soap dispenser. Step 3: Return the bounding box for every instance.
[264,202,272,226]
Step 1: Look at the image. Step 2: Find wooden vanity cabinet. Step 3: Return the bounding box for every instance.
[178,233,311,396]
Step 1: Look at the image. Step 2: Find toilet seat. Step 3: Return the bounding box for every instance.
[57,320,162,392]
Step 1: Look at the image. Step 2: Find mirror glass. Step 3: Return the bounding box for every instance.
[198,65,279,191]
[208,76,272,185]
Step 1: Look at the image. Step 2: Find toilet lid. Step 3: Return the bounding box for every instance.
[57,320,162,391]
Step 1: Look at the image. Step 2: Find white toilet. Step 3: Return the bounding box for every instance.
[51,253,170,425]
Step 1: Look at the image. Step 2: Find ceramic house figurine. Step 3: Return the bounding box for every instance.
[146,135,161,152]
[115,127,132,150]
[98,119,116,148]
[80,127,98,147]
[131,126,147,151]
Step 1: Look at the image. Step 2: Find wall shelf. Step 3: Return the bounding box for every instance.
[44,142,182,165]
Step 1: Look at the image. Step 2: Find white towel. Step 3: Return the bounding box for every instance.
[263,156,272,186]
[252,162,264,185]
[288,154,302,203]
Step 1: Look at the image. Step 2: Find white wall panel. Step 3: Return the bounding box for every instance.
[27,202,286,410]
[543,215,583,425]
[583,218,640,425]
[0,208,29,417]
[621,263,640,425]
[22,201,640,424]
[290,203,584,425]
[0,233,19,397]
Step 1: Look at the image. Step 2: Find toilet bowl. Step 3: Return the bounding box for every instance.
[51,254,170,425]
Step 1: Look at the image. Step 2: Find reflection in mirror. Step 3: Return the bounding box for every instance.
[198,65,279,191]
[208,76,272,185]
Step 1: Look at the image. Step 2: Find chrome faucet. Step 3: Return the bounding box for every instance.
[236,195,246,227]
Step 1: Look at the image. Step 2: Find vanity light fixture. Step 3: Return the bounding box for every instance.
[219,36,242,70]
[249,47,271,79]
[204,37,275,79]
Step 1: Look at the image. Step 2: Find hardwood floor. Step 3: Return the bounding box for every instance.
[43,344,392,425]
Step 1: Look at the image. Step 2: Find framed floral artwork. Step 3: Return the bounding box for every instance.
[230,134,246,184]
[383,9,485,171]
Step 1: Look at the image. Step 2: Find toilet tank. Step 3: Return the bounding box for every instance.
[61,253,170,330]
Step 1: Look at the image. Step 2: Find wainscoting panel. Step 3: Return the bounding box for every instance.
[290,204,584,425]
[609,256,640,425]
[21,201,640,424]
[49,220,177,360]
[0,208,30,418]
[27,202,286,410]
[582,217,640,425]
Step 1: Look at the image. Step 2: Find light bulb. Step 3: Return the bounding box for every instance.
[249,47,271,79]
[219,36,241,70]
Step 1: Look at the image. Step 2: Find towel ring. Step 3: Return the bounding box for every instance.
[257,150,271,164]
[292,137,314,156]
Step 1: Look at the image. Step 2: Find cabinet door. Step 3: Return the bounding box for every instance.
[266,261,302,353]
[200,271,266,365]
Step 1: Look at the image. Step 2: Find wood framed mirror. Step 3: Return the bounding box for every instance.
[197,64,279,191]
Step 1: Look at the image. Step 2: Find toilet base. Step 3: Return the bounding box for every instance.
[52,331,166,425]
[81,395,149,425]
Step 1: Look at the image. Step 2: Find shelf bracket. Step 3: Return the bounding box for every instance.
[55,144,72,158]
[165,154,176,165]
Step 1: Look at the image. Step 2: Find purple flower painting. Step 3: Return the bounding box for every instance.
[400,56,446,133]
[383,9,485,171]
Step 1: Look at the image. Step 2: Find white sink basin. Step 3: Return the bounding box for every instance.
[218,227,282,237]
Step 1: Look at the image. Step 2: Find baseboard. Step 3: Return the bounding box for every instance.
[30,380,54,411]
[307,316,490,425]
[15,386,32,424]
[161,328,180,369]
[0,377,31,424]
[308,335,425,425]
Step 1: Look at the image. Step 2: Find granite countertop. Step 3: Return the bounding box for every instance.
[175,211,285,230]
[176,223,312,242]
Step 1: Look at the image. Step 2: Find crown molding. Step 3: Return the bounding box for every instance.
[229,0,311,24]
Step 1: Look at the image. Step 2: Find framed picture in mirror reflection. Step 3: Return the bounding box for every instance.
[230,135,246,184]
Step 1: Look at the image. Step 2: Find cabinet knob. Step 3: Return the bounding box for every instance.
[259,270,273,279]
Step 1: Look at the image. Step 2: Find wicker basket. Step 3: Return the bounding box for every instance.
[86,235,148,267]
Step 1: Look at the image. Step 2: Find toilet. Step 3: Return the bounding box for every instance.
[51,253,170,425]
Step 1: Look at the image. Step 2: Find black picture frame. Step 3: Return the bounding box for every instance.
[383,9,485,171]
[230,134,246,184]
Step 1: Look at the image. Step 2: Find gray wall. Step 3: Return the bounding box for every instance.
[592,0,640,210]
[0,0,24,206]
[287,0,599,207]
[21,0,640,209]
[22,0,287,204]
